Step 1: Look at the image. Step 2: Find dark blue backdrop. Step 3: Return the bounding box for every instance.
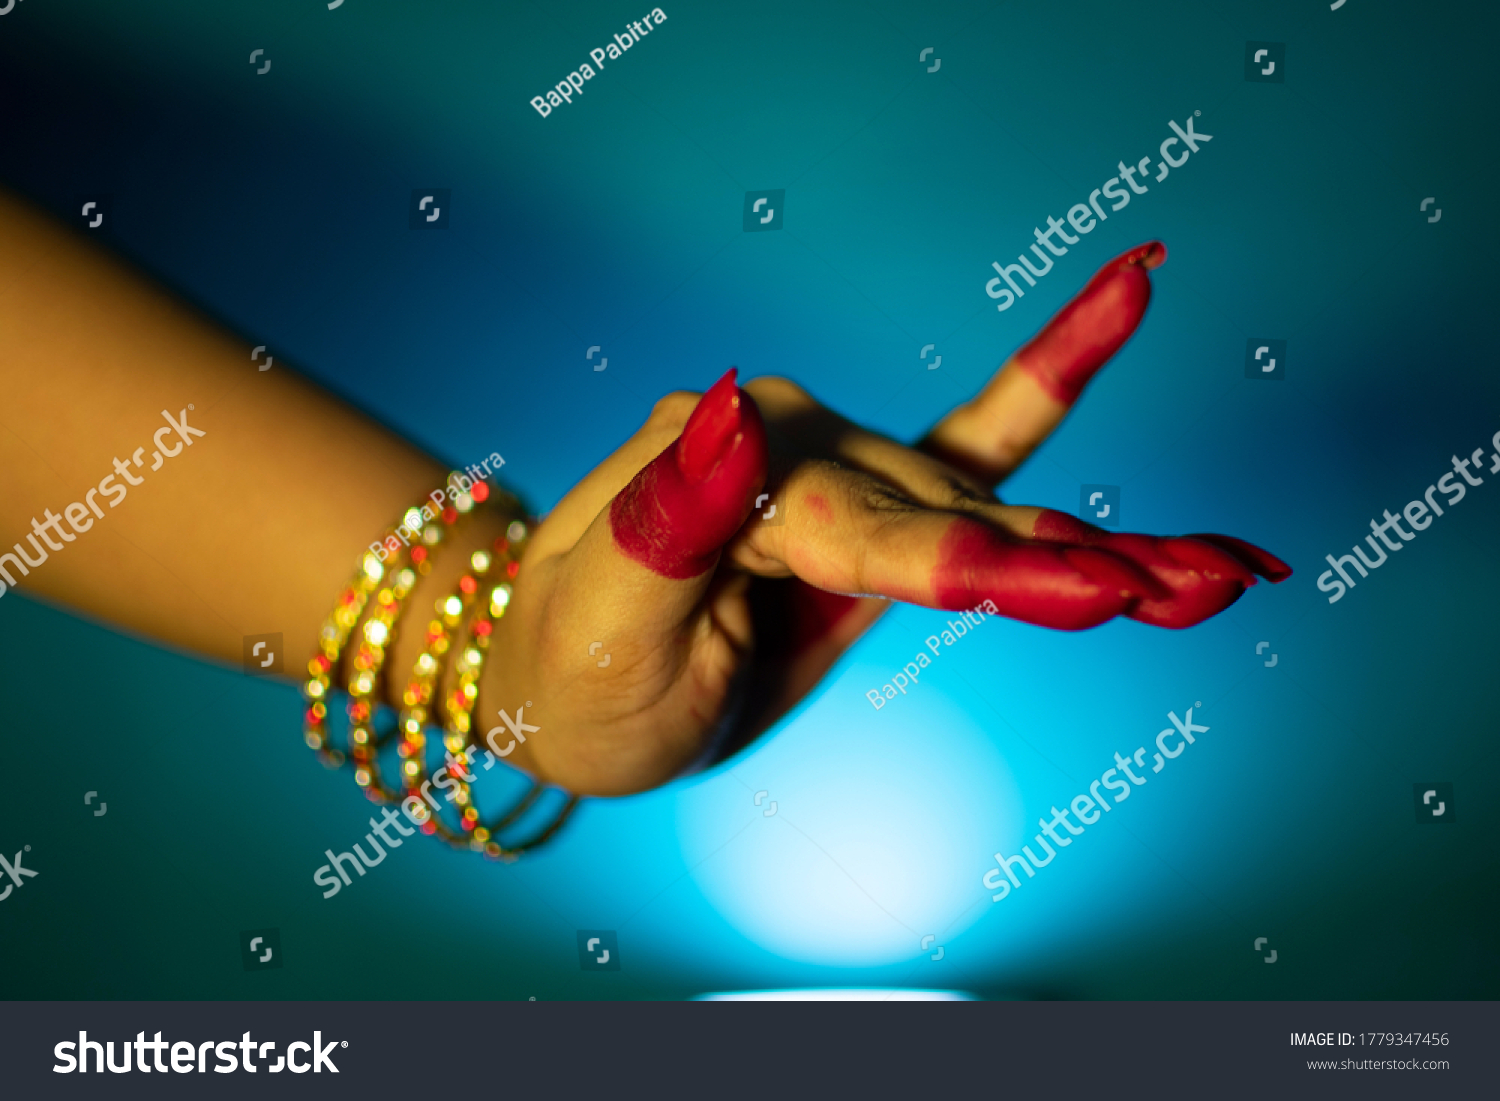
[1,0,1496,999]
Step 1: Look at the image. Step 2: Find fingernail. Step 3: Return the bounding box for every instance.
[1161,538,1258,587]
[677,368,742,483]
[1185,533,1293,582]
[1123,240,1166,270]
[611,369,768,579]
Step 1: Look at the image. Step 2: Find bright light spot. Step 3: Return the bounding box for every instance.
[679,668,1023,968]
[695,989,974,1001]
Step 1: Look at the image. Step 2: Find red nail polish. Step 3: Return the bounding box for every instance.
[1160,537,1258,587]
[610,370,768,579]
[1027,512,1289,628]
[1185,533,1293,582]
[1014,240,1166,404]
[677,369,743,483]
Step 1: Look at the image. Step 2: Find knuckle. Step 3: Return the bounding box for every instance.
[937,474,996,512]
[842,479,919,593]
[743,375,813,408]
[646,390,701,430]
[634,391,700,448]
[856,478,921,515]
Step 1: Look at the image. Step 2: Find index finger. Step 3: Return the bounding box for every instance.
[921,241,1166,486]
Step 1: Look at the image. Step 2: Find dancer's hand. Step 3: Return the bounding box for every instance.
[491,243,1291,795]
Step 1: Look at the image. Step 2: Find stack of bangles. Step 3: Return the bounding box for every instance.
[302,470,577,859]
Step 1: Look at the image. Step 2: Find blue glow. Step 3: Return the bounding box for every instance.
[696,989,975,1001]
[678,639,1024,967]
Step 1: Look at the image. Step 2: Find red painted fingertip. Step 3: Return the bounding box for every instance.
[1098,533,1251,628]
[1024,512,1285,628]
[1160,537,1258,587]
[1064,545,1172,602]
[677,369,742,482]
[932,520,1142,631]
[1185,533,1293,583]
[610,370,768,579]
[1127,577,1249,629]
[1122,240,1167,270]
[1030,508,1105,545]
[1014,241,1165,405]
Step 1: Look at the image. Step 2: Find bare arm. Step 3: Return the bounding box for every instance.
[0,189,530,764]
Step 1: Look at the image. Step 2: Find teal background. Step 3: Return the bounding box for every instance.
[0,0,1496,999]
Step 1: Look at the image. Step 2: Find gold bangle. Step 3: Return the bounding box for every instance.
[441,548,578,860]
[395,526,516,847]
[305,472,577,859]
[303,472,480,784]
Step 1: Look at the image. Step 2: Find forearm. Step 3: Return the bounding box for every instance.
[0,189,519,745]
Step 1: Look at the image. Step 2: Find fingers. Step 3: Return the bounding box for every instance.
[733,463,1165,631]
[1030,509,1292,629]
[921,241,1166,486]
[728,377,1288,634]
[930,518,1171,630]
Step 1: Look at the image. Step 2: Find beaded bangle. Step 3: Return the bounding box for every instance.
[394,529,514,846]
[305,472,576,860]
[437,535,578,860]
[302,474,475,780]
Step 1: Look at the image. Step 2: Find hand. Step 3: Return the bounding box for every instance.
[489,242,1290,796]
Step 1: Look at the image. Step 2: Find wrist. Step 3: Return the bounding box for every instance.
[359,476,542,784]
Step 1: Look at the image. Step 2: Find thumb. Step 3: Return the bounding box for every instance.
[511,370,766,796]
[576,367,768,617]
